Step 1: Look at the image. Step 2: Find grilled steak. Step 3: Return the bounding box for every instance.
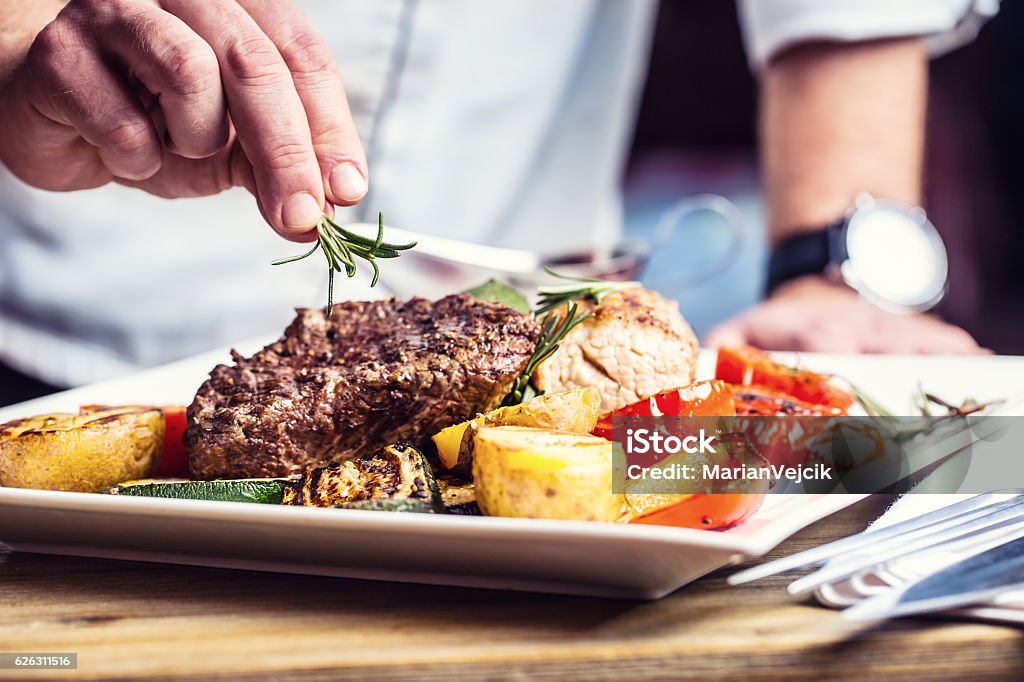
[186,295,540,479]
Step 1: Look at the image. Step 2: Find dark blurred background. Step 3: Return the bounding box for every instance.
[625,0,1023,354]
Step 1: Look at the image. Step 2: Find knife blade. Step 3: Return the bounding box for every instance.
[842,533,1024,621]
[345,222,541,274]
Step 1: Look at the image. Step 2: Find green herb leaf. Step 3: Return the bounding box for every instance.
[503,302,590,406]
[272,211,415,314]
[500,269,632,406]
[535,267,639,315]
[463,279,531,314]
[845,381,894,418]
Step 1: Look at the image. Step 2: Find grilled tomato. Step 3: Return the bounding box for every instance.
[592,379,735,440]
[716,345,852,412]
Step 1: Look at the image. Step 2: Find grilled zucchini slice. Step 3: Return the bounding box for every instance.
[283,443,443,513]
[438,478,480,515]
[340,498,439,513]
[103,479,290,504]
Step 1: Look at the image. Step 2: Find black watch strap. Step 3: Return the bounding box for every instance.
[766,220,846,295]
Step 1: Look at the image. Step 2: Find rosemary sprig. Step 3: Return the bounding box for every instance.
[920,390,1000,417]
[272,211,416,314]
[504,302,590,406]
[501,269,638,405]
[844,381,894,418]
[842,379,1003,443]
[535,268,639,316]
[845,379,1000,420]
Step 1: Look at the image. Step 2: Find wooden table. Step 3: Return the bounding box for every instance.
[1,495,1021,681]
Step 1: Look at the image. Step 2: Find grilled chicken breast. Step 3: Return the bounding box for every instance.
[532,287,699,412]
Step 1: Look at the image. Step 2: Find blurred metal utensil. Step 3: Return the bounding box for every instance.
[728,490,1024,586]
[346,222,542,274]
[349,221,649,283]
[729,489,1024,621]
[350,192,746,284]
[843,533,1024,621]
[787,494,1024,596]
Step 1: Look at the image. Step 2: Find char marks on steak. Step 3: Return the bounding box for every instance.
[186,295,540,479]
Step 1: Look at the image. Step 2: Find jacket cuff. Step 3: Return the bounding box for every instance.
[737,0,1000,71]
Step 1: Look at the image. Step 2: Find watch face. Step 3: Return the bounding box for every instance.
[842,201,948,312]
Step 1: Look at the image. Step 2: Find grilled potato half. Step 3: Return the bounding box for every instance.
[0,407,163,492]
[472,426,622,522]
[433,388,601,471]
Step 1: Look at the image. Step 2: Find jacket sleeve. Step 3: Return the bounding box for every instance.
[737,0,999,70]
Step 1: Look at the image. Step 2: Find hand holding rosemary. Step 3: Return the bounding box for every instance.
[272,212,416,313]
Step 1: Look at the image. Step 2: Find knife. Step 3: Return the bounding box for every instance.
[842,533,1024,621]
[346,222,542,274]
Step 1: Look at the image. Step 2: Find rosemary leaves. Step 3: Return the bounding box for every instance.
[272,212,416,314]
[535,268,639,316]
[504,301,590,406]
[498,269,639,405]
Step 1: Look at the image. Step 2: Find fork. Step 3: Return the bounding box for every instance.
[728,490,1024,596]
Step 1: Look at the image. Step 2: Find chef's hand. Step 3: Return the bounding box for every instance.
[704,275,986,354]
[0,0,366,240]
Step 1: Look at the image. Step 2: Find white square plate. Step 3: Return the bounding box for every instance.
[1,347,1021,599]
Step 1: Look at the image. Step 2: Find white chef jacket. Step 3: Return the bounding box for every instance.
[0,0,997,387]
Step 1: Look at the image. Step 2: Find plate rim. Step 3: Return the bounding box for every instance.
[0,486,867,558]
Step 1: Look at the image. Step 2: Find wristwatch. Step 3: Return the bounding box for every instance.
[766,194,948,313]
